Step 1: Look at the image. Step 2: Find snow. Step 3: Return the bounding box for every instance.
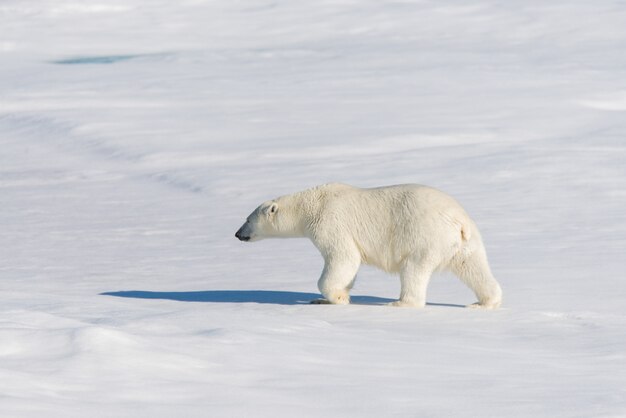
[1,0,625,416]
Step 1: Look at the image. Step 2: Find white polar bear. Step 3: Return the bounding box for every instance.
[235,183,502,309]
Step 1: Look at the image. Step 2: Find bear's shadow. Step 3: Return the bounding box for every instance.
[101,290,464,308]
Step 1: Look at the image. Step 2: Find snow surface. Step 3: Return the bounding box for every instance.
[1,0,626,416]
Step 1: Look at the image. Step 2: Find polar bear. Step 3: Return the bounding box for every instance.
[235,183,502,309]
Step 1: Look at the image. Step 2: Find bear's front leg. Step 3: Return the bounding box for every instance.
[314,253,360,305]
[310,294,349,305]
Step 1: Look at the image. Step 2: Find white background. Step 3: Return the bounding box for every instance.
[1,1,625,416]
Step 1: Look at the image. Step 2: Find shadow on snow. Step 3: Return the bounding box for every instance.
[101,290,464,308]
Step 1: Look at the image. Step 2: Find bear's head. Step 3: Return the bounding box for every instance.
[235,201,277,242]
[235,195,307,241]
[236,197,304,242]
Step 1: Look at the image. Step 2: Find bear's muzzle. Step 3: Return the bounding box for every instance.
[235,227,250,241]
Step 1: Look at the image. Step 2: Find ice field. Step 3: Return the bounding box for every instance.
[1,0,625,416]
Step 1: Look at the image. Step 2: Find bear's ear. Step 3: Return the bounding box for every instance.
[269,203,278,215]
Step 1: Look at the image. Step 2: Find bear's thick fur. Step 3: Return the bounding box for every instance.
[235,183,502,308]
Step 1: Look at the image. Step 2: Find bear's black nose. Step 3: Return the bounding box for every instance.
[235,228,250,241]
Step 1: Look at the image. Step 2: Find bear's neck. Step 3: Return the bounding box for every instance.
[283,188,324,237]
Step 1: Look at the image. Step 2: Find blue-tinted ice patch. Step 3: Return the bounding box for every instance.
[52,53,172,65]
[53,55,138,65]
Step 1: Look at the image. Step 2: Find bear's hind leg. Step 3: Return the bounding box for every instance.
[451,247,502,309]
[389,257,437,308]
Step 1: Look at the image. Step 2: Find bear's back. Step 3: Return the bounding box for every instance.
[314,184,472,272]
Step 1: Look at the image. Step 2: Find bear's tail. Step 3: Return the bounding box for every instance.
[460,223,471,241]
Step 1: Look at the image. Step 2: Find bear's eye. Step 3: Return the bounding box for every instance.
[269,204,277,214]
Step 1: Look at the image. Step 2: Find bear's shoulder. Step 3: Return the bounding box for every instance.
[301,183,358,199]
[316,182,355,191]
